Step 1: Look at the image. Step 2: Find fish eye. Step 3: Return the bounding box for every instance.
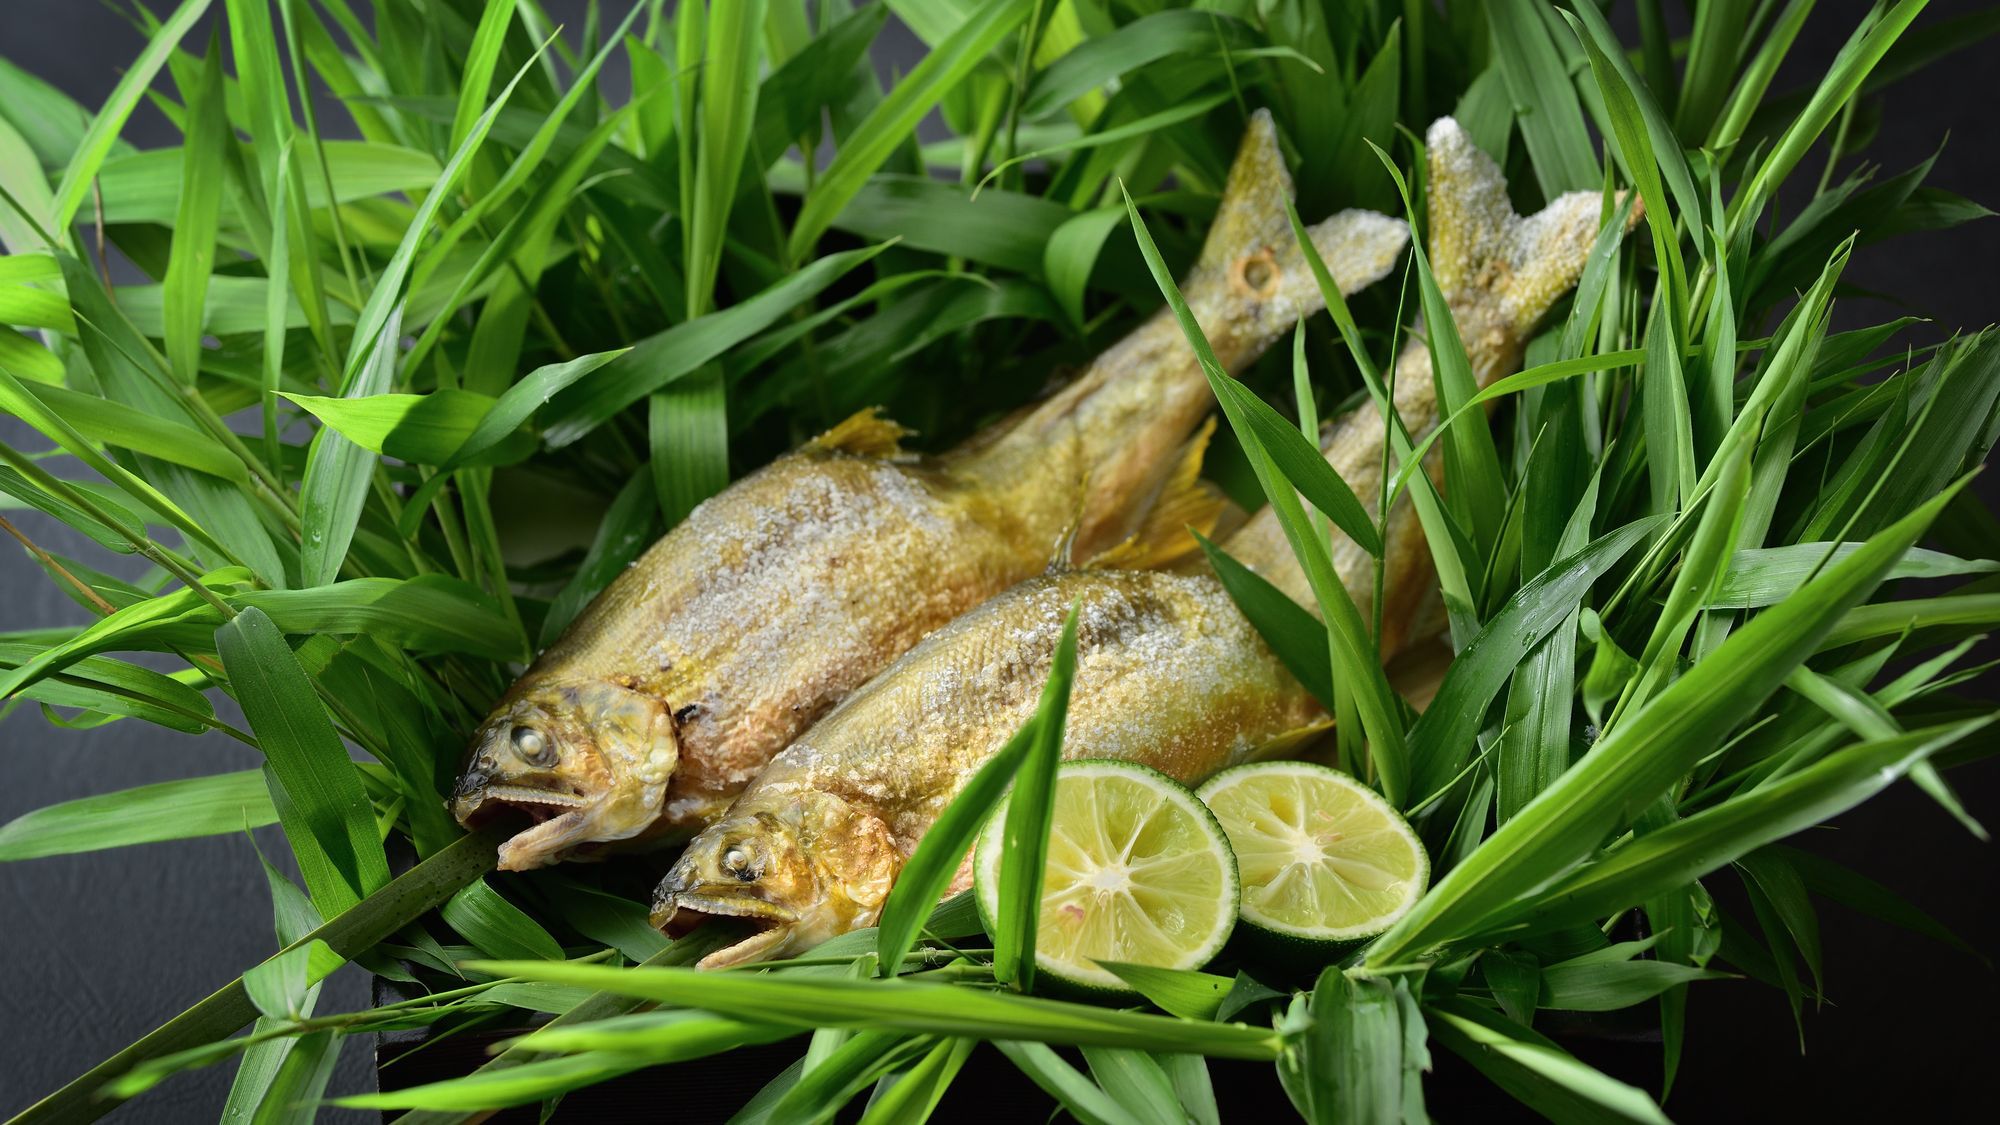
[722,845,755,880]
[510,725,555,766]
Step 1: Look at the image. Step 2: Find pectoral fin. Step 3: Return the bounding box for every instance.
[1085,417,1227,571]
[1243,717,1337,763]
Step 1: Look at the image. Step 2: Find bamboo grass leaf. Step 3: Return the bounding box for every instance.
[1278,969,1410,1125]
[1487,0,1600,199]
[1195,531,1335,710]
[48,0,213,234]
[217,607,390,912]
[161,29,226,387]
[1082,1047,1182,1123]
[1374,480,1971,964]
[995,1040,1145,1125]
[685,0,767,313]
[788,0,1035,261]
[1426,997,1670,1124]
[649,365,730,529]
[1093,963,1233,1022]
[463,961,1282,1059]
[992,602,1080,993]
[539,242,892,449]
[441,879,565,962]
[297,304,402,588]
[860,1037,975,1125]
[1409,517,1663,800]
[0,770,277,861]
[1495,720,1988,941]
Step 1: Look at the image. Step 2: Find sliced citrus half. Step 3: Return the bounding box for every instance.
[1196,761,1426,945]
[974,760,1238,991]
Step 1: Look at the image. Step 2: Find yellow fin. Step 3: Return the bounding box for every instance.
[1244,717,1336,763]
[808,408,913,459]
[1085,417,1227,571]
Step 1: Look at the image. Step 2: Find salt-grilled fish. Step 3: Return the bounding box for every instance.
[653,117,1621,966]
[452,111,1409,870]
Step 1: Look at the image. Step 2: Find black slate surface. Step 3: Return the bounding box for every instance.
[3,1,1998,1121]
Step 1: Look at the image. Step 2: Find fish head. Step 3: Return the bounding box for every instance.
[452,679,681,870]
[651,791,899,968]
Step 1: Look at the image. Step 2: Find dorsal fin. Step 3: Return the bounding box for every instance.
[1085,417,1227,571]
[808,407,914,459]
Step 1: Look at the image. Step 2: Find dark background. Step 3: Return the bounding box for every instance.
[2,1,1996,1121]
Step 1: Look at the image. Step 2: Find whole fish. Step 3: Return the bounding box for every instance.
[654,117,1621,967]
[452,111,1409,870]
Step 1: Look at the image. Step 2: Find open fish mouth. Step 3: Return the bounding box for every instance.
[652,891,798,968]
[454,782,604,870]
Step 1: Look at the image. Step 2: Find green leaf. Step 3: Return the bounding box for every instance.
[49,0,214,233]
[217,607,391,912]
[283,389,534,467]
[1488,0,1600,199]
[685,0,767,314]
[1044,206,1126,327]
[1095,962,1233,1022]
[1195,532,1334,710]
[161,29,227,386]
[0,770,277,862]
[876,663,1056,976]
[860,1038,974,1125]
[1278,969,1411,1125]
[468,961,1282,1059]
[1426,998,1669,1124]
[297,303,401,588]
[1710,543,1999,609]
[649,365,729,529]
[789,0,1034,260]
[540,242,891,449]
[13,380,248,483]
[995,1040,1144,1125]
[992,602,1080,993]
[442,879,566,962]
[236,576,525,662]
[1410,517,1663,800]
[1372,480,1966,964]
[1082,1047,1182,1124]
[832,176,1070,275]
[1490,720,1988,940]
[1539,959,1728,1013]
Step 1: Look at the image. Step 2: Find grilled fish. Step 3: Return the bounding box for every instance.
[653,117,1622,966]
[452,111,1408,870]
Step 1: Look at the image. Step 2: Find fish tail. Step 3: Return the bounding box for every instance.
[1423,116,1642,348]
[1181,110,1409,353]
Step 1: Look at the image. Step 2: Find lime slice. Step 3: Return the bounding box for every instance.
[1197,762,1427,945]
[974,760,1239,992]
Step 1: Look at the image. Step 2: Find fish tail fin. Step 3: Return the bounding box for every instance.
[809,407,914,459]
[1084,417,1227,571]
[1185,109,1408,340]
[1424,116,1643,336]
